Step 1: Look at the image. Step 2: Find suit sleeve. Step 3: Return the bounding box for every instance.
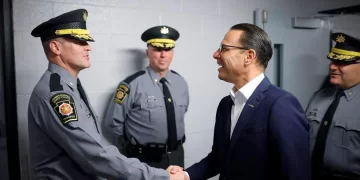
[269,94,311,180]
[185,98,227,179]
[31,93,169,180]
[104,81,133,136]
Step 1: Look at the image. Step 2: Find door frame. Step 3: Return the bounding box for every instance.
[0,0,21,179]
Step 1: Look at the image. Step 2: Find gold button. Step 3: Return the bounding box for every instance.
[324,121,328,126]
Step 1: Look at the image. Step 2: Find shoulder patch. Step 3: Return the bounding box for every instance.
[114,84,129,104]
[123,70,146,84]
[50,73,63,92]
[170,70,180,76]
[50,93,78,125]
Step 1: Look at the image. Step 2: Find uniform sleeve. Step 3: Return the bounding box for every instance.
[104,82,133,136]
[185,80,190,112]
[32,92,169,180]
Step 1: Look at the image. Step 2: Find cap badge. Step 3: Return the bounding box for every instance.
[160,26,169,34]
[83,11,87,21]
[336,34,345,43]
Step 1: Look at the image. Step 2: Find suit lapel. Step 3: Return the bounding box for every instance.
[228,77,271,154]
[224,97,233,143]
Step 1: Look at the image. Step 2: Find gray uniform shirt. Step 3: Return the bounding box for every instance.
[306,83,360,176]
[28,63,169,180]
[104,66,190,145]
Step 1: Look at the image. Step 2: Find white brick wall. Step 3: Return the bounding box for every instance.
[12,0,359,179]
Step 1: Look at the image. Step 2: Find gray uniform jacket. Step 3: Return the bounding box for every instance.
[306,83,360,176]
[104,66,189,145]
[28,63,169,180]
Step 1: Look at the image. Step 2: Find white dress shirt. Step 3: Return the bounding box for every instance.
[229,73,264,138]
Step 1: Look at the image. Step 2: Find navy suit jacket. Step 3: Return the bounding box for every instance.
[186,77,310,180]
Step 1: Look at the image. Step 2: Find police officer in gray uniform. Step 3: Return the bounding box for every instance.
[104,25,189,169]
[307,32,360,180]
[28,9,185,180]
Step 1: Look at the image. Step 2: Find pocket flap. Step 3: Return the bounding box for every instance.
[334,117,360,131]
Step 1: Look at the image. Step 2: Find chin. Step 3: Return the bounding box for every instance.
[218,74,229,82]
[329,79,340,86]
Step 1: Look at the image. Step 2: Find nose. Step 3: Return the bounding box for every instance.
[213,49,220,59]
[160,50,166,57]
[329,61,338,70]
[85,43,92,51]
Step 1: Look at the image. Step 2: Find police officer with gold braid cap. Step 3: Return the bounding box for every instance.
[104,25,189,170]
[28,9,185,180]
[307,32,360,180]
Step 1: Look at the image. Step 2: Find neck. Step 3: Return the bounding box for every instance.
[150,65,169,78]
[233,69,263,90]
[158,70,168,78]
[50,58,79,77]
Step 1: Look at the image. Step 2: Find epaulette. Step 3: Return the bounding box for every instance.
[123,70,146,84]
[49,73,63,92]
[170,70,181,76]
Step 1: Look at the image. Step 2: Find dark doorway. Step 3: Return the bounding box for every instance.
[0,0,21,179]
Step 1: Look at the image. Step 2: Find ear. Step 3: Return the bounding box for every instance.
[245,49,257,65]
[49,40,62,55]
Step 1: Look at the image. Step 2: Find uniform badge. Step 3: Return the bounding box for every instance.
[160,27,169,34]
[83,11,88,21]
[115,84,129,104]
[50,93,78,125]
[336,34,345,43]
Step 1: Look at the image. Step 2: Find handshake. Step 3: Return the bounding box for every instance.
[166,165,190,180]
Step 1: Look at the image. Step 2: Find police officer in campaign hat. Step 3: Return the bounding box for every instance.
[28,9,185,180]
[307,32,360,180]
[104,25,190,169]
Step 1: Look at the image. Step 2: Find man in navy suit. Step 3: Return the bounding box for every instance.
[171,23,310,180]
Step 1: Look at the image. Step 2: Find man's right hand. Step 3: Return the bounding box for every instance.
[169,171,186,180]
[167,165,189,180]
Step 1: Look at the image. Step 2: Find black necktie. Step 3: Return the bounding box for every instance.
[312,90,344,177]
[160,78,177,149]
[77,79,95,119]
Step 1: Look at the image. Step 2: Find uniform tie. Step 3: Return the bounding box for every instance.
[312,90,344,177]
[160,78,177,149]
[77,79,95,119]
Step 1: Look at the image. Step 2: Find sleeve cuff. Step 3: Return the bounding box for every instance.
[184,171,190,180]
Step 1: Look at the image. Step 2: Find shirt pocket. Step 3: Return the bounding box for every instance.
[140,100,164,124]
[333,117,360,150]
[307,111,321,139]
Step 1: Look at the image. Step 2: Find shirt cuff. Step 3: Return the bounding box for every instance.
[184,171,190,180]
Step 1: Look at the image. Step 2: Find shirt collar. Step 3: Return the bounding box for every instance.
[343,83,360,101]
[147,66,173,85]
[230,73,265,103]
[48,62,78,88]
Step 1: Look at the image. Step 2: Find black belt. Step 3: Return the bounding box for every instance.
[322,172,360,180]
[128,135,185,155]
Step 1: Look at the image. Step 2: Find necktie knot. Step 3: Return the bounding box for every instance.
[77,78,81,87]
[160,78,166,84]
[336,90,344,99]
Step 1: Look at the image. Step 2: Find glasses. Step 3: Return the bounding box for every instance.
[218,43,248,53]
